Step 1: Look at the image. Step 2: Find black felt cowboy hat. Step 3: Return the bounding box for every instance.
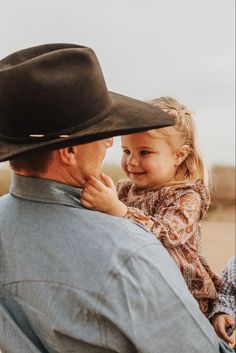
[0,43,174,162]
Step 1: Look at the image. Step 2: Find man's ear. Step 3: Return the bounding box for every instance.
[58,146,78,166]
[174,145,190,166]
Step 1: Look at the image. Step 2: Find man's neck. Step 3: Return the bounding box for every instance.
[14,169,84,188]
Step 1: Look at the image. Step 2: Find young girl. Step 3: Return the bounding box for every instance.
[81,96,221,316]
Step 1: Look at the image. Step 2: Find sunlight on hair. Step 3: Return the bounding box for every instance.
[148,97,205,183]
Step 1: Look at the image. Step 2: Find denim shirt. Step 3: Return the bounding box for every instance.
[0,174,233,353]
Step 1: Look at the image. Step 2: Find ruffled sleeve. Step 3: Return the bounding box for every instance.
[124,184,205,248]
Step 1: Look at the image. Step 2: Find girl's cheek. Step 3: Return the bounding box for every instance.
[121,156,127,171]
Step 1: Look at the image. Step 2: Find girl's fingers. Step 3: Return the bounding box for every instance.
[84,181,103,196]
[100,173,115,188]
[81,198,94,209]
[81,190,96,202]
[88,176,105,191]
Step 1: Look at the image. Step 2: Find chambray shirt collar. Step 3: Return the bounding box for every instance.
[10,173,83,208]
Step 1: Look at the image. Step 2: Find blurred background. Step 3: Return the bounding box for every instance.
[0,0,235,273]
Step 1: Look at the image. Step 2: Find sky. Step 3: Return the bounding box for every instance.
[0,0,235,168]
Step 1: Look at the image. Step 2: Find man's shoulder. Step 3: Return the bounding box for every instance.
[0,193,10,202]
[61,207,166,277]
[76,208,160,249]
[0,193,11,210]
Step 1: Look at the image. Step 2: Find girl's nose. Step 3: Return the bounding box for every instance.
[128,154,139,166]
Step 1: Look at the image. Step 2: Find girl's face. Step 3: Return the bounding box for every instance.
[121,132,177,189]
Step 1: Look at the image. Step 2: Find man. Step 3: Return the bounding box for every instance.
[0,44,233,352]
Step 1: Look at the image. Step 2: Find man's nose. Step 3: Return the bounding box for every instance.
[104,137,113,148]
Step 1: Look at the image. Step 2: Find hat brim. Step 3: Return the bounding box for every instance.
[0,92,174,162]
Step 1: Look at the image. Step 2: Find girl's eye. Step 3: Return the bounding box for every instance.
[123,149,130,155]
[140,150,151,155]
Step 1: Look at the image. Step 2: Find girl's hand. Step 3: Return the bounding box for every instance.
[212,313,235,344]
[81,173,127,217]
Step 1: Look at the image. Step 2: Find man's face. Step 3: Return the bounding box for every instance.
[76,138,113,181]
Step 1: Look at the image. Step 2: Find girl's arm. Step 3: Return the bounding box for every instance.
[124,190,201,247]
[81,173,127,216]
[121,189,221,314]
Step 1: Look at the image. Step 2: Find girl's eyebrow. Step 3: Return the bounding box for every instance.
[121,144,158,149]
[121,145,156,149]
[138,146,157,150]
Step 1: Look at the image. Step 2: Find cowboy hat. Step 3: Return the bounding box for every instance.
[0,43,174,162]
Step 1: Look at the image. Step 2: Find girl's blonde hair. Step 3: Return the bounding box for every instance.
[147,96,205,182]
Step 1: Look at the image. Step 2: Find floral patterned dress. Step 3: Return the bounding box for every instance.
[117,178,222,316]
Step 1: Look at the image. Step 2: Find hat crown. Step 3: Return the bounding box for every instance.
[0,43,175,163]
[0,44,111,140]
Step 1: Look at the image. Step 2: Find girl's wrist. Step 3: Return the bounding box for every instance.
[109,200,127,217]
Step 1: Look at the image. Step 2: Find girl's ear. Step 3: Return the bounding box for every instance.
[174,145,190,166]
[58,146,79,166]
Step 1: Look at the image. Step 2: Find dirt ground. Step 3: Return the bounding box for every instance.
[202,205,235,274]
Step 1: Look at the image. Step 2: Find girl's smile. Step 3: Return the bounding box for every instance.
[127,170,147,175]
